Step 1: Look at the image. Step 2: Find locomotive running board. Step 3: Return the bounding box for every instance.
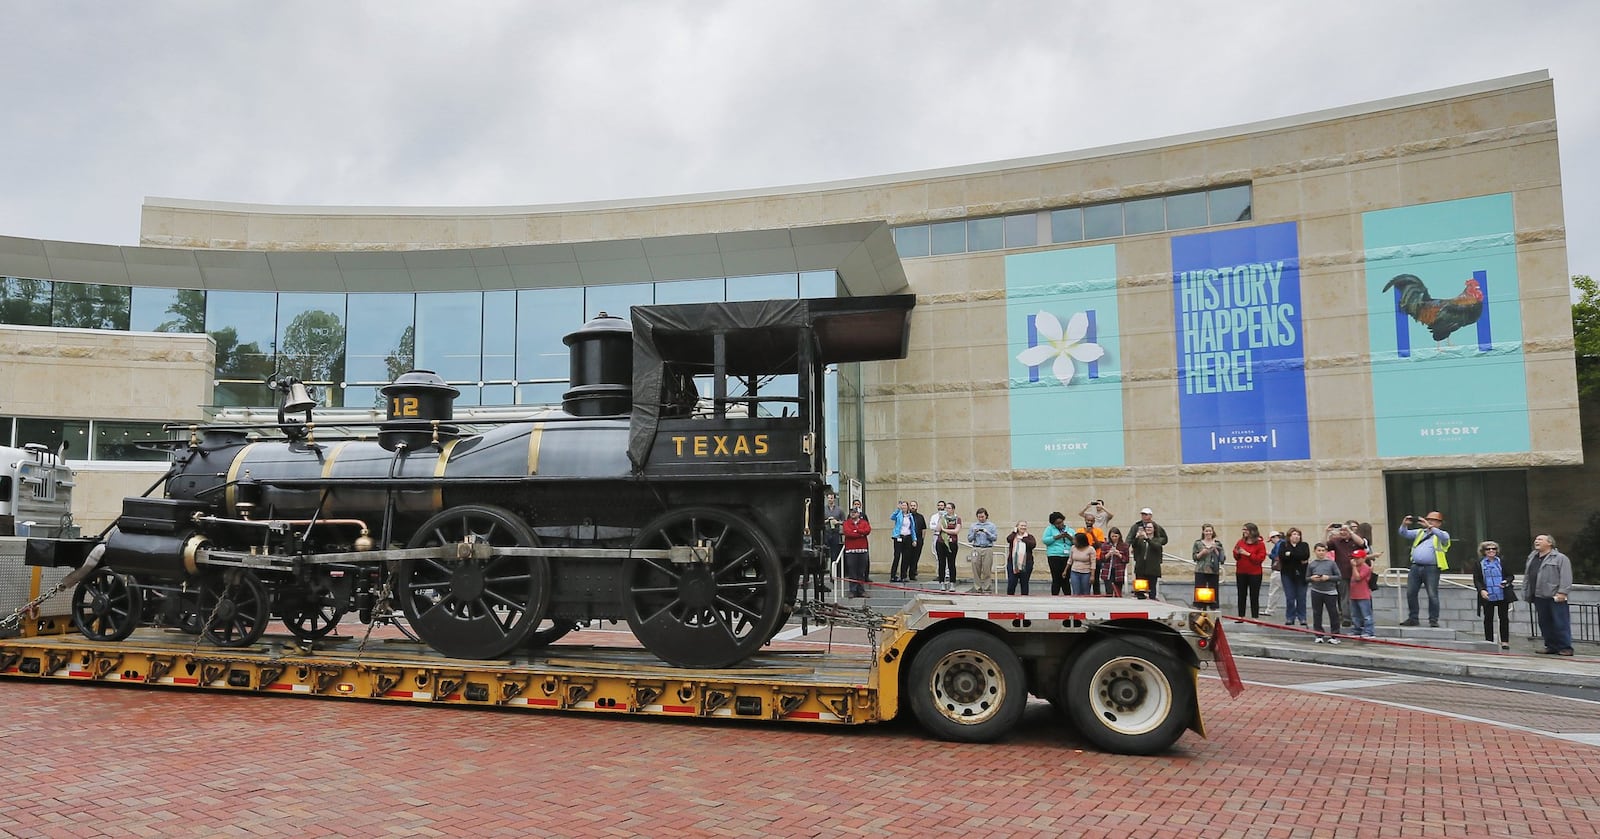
[0,627,893,726]
[194,543,707,570]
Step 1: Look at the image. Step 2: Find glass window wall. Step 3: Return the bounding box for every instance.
[93,421,173,462]
[895,185,1253,255]
[342,293,415,411]
[16,418,89,459]
[585,282,653,321]
[1166,192,1209,230]
[206,290,278,407]
[51,282,131,330]
[929,221,966,255]
[517,287,583,405]
[1123,197,1165,235]
[966,218,1004,252]
[1003,214,1038,248]
[482,289,516,387]
[655,278,724,305]
[893,226,929,258]
[0,277,52,326]
[1050,208,1084,243]
[415,291,484,404]
[727,274,796,302]
[799,270,838,299]
[1210,185,1253,223]
[1083,204,1124,240]
[276,293,347,406]
[131,287,205,333]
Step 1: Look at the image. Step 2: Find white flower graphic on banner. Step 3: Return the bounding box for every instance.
[1016,310,1105,386]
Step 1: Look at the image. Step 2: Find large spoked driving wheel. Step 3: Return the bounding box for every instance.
[624,507,784,668]
[198,568,271,647]
[71,568,142,642]
[1063,636,1195,755]
[398,504,550,660]
[906,629,1027,743]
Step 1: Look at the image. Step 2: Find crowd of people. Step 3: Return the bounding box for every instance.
[818,493,1577,655]
[820,497,1170,598]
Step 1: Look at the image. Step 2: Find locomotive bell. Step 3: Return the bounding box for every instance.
[279,379,318,413]
[562,312,632,417]
[379,369,461,452]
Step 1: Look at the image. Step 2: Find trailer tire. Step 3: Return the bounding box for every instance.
[1063,636,1193,755]
[906,629,1027,743]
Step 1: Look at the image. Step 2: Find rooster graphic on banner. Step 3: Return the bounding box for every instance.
[1380,270,1491,356]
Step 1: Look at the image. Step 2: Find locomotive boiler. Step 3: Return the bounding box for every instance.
[43,294,914,669]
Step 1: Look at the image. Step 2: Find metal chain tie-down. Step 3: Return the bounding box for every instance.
[0,543,109,633]
[797,599,886,659]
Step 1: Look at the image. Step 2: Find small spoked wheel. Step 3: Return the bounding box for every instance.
[623,507,785,668]
[278,576,347,641]
[70,567,142,642]
[198,568,271,647]
[906,629,1027,743]
[1064,637,1195,755]
[397,504,550,660]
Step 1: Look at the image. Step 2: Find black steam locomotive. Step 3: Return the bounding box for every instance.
[37,295,914,668]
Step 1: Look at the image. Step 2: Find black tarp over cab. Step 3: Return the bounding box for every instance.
[626,294,915,471]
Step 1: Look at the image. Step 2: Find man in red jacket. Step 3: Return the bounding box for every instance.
[841,508,873,598]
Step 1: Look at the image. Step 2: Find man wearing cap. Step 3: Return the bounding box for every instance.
[1325,522,1366,627]
[1398,511,1451,627]
[1137,508,1168,546]
[1262,530,1284,616]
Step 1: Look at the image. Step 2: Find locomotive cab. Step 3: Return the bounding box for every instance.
[626,296,916,480]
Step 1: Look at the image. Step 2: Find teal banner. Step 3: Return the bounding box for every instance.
[1363,194,1529,456]
[1006,245,1124,468]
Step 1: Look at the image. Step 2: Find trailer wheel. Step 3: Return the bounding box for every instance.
[1063,637,1194,755]
[906,629,1027,743]
[71,568,142,642]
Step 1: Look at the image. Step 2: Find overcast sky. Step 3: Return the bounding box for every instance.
[1,1,1596,277]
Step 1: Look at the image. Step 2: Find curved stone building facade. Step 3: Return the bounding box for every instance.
[0,71,1578,567]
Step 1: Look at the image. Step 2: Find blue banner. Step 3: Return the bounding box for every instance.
[1363,193,1529,456]
[1005,245,1124,468]
[1170,222,1310,463]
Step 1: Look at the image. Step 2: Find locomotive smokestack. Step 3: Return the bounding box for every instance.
[379,370,461,452]
[562,312,632,417]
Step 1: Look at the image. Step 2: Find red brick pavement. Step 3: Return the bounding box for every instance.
[0,666,1596,837]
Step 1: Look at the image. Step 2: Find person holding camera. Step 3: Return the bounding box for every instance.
[822,491,845,564]
[1042,512,1072,596]
[1325,521,1365,627]
[1398,511,1451,628]
[1080,500,1113,531]
[967,508,999,593]
[1191,524,1225,611]
[1131,520,1164,599]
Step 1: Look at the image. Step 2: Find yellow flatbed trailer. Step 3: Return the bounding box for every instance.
[0,593,1240,755]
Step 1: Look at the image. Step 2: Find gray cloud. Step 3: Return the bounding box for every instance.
[0,0,1594,274]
